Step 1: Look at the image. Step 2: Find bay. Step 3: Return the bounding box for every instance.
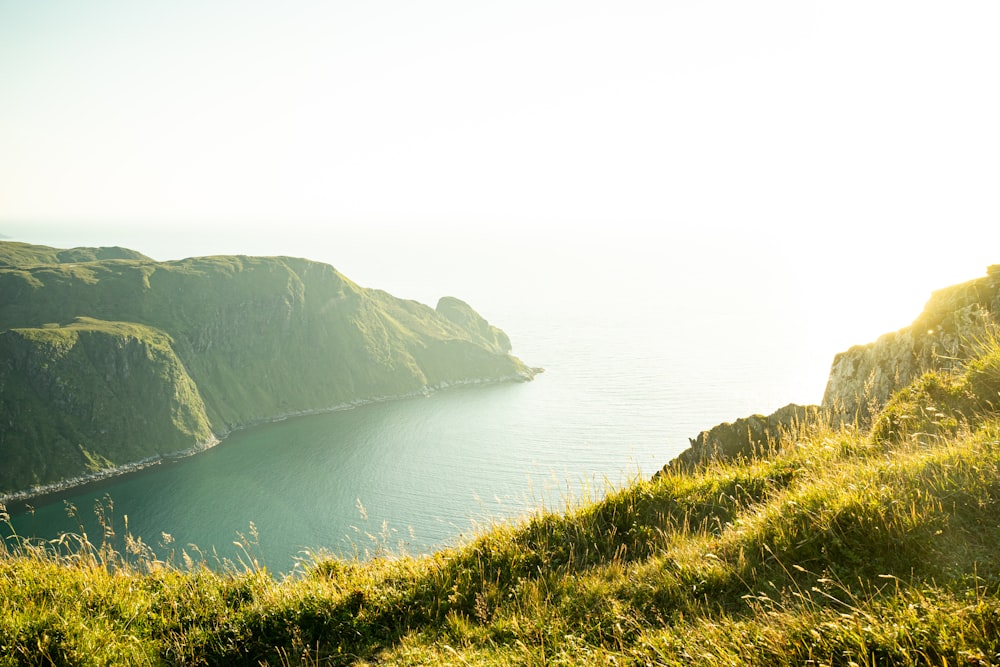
[2,225,832,573]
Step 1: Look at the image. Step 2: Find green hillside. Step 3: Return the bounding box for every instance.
[0,241,152,267]
[0,243,535,499]
[0,318,214,493]
[2,266,1000,665]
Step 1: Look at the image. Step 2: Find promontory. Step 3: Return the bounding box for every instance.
[0,241,536,500]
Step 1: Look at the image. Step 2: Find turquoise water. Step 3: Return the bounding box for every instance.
[2,226,832,573]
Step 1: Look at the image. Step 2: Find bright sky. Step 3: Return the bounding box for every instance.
[2,1,999,386]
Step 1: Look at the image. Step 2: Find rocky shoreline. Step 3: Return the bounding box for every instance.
[0,370,540,507]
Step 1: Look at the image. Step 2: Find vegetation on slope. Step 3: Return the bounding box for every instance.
[0,318,213,493]
[0,241,151,267]
[4,332,1000,665]
[0,243,533,497]
[823,265,1000,421]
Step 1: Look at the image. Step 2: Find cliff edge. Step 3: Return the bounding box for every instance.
[663,265,1000,470]
[822,265,1000,422]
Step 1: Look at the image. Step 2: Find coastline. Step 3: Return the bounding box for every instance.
[0,370,540,508]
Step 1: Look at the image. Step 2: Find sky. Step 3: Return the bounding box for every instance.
[2,1,999,384]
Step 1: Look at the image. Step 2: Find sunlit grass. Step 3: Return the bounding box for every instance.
[6,337,1000,664]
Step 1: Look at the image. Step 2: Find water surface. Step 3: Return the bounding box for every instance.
[3,227,829,573]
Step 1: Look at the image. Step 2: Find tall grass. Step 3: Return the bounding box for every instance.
[6,341,1000,664]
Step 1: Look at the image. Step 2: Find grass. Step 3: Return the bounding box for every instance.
[0,241,152,268]
[0,318,215,493]
[2,244,999,664]
[5,378,1000,664]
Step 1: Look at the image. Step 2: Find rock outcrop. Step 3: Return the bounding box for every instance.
[659,403,820,472]
[662,265,1000,472]
[822,265,1000,422]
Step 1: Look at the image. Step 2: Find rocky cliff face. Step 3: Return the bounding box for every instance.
[0,244,535,499]
[822,266,1000,422]
[658,403,819,472]
[661,265,1000,471]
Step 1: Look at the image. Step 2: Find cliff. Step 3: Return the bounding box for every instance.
[0,319,214,494]
[663,265,1000,469]
[822,265,1000,421]
[664,403,819,470]
[0,243,535,499]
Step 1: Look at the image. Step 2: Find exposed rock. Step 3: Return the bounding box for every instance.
[659,403,821,472]
[822,267,1000,423]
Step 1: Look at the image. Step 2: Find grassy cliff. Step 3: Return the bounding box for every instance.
[0,241,152,266]
[0,318,214,494]
[2,268,1000,665]
[0,243,535,498]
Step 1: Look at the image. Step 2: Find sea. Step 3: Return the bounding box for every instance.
[2,223,837,573]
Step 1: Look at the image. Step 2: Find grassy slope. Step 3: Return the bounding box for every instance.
[0,253,530,430]
[3,339,1000,664]
[0,241,152,266]
[0,318,214,492]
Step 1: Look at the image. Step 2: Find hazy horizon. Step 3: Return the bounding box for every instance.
[3,1,1000,405]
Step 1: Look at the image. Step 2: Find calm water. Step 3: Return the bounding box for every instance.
[2,226,831,573]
